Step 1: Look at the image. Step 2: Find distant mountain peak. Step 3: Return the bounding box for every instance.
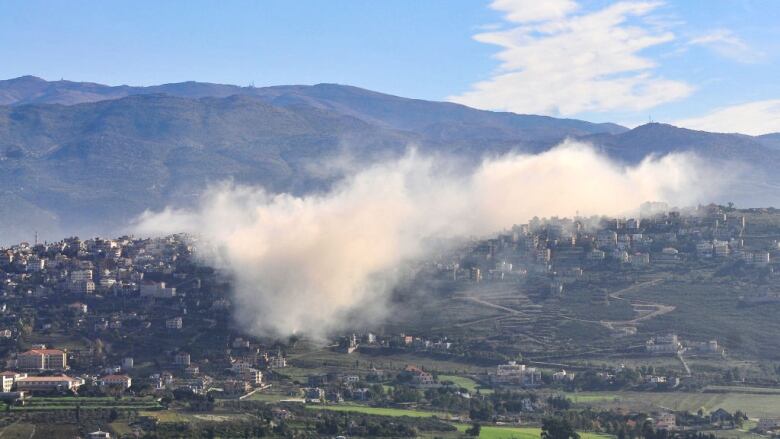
[7,75,46,83]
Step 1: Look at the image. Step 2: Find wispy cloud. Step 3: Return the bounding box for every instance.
[687,29,763,63]
[449,0,692,116]
[489,0,579,23]
[674,99,780,136]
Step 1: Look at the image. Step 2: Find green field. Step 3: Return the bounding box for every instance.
[139,410,194,423]
[566,391,780,418]
[565,392,622,403]
[620,279,780,359]
[306,403,451,418]
[242,391,303,402]
[703,385,780,395]
[11,395,161,411]
[109,421,134,437]
[439,374,494,394]
[455,424,613,439]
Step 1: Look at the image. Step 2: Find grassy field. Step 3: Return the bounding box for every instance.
[439,374,494,394]
[704,385,780,394]
[139,410,194,423]
[620,279,780,359]
[566,391,780,418]
[139,409,259,425]
[565,392,623,403]
[242,391,304,402]
[306,403,451,418]
[109,421,134,437]
[0,422,81,439]
[454,424,613,439]
[0,422,36,439]
[11,396,161,411]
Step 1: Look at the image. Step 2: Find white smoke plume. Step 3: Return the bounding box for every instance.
[134,141,726,338]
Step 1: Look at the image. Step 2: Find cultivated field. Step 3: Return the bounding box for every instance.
[568,391,780,418]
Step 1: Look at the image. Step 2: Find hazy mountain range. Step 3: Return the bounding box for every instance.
[0,75,778,243]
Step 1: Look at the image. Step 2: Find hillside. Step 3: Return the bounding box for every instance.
[582,123,780,164]
[0,76,778,243]
[0,94,418,242]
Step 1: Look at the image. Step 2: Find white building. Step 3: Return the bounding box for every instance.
[0,371,26,392]
[98,374,132,389]
[166,317,183,330]
[596,230,618,248]
[646,334,682,354]
[174,352,191,366]
[268,355,287,369]
[494,361,541,385]
[696,242,714,258]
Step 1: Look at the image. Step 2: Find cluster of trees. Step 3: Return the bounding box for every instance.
[152,420,271,438]
[551,367,680,392]
[539,413,733,439]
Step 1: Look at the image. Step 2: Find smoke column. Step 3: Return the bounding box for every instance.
[134,141,726,338]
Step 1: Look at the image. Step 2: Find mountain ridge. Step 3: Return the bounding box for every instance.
[0,76,777,244]
[0,76,628,138]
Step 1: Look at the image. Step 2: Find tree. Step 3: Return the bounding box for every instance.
[733,410,747,428]
[466,423,481,437]
[542,417,580,439]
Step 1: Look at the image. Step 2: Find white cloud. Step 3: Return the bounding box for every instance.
[490,0,578,23]
[675,99,780,136]
[450,1,693,116]
[687,29,763,63]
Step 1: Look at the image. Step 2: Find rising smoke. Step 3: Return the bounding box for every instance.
[134,141,726,339]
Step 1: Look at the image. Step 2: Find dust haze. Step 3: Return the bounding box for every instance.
[134,141,728,339]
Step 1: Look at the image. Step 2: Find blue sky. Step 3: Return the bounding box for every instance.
[1,0,779,134]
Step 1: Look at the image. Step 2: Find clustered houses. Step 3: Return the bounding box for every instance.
[332,331,456,355]
[0,343,135,397]
[0,233,289,403]
[0,205,777,411]
[0,235,185,299]
[426,203,780,298]
[302,368,389,404]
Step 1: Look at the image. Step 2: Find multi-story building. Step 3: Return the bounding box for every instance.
[14,375,84,392]
[98,374,132,389]
[646,334,682,354]
[242,369,263,385]
[165,317,183,330]
[494,361,541,385]
[268,355,287,369]
[68,269,95,294]
[174,352,191,366]
[140,281,176,298]
[16,348,68,371]
[402,365,434,386]
[0,371,26,392]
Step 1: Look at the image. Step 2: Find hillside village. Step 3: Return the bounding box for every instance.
[0,204,780,437]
